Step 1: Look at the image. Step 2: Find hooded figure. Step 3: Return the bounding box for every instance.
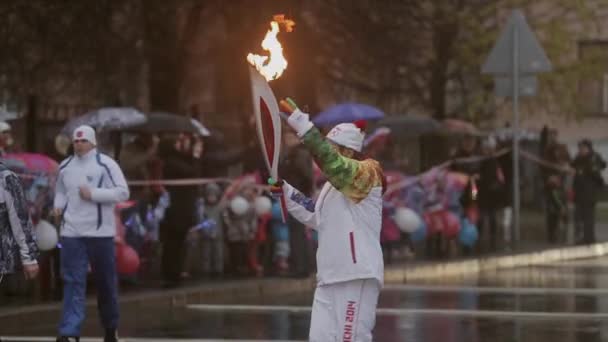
[571,139,606,244]
[157,137,198,287]
[277,101,385,342]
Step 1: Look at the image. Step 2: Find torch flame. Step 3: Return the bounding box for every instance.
[247,16,294,81]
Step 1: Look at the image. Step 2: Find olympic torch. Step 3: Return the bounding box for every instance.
[247,15,295,222]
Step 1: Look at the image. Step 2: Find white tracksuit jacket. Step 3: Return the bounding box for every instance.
[282,127,385,286]
[54,149,129,237]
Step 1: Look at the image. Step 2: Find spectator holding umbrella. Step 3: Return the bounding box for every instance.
[571,139,606,244]
[449,135,480,256]
[477,137,505,252]
[157,135,198,288]
[542,136,570,244]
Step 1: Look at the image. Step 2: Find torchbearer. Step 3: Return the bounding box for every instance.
[273,98,385,342]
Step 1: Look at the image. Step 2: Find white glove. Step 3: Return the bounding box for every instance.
[287,109,314,137]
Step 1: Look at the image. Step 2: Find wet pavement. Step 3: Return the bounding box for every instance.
[4,257,608,341]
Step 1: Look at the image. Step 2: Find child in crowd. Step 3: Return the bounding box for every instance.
[270,199,290,275]
[197,183,225,276]
[223,183,259,276]
[183,183,226,277]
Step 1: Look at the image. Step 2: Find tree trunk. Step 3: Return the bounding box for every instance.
[143,1,180,113]
[430,5,459,120]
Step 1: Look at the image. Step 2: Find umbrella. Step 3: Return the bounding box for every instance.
[61,107,146,135]
[364,127,391,148]
[376,115,441,136]
[1,158,26,173]
[384,170,405,185]
[3,153,59,174]
[442,119,480,135]
[313,103,385,127]
[493,127,538,141]
[126,112,211,136]
[190,118,211,137]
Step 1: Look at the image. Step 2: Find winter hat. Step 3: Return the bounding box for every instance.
[326,120,366,152]
[73,125,97,146]
[204,182,222,197]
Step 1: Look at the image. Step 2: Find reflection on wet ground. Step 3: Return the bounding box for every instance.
[5,257,608,341]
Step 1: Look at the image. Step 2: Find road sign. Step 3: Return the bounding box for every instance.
[482,9,552,75]
[481,9,552,249]
[494,75,537,97]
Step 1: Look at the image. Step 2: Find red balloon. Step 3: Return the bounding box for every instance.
[442,211,461,238]
[425,210,461,238]
[425,211,444,235]
[115,243,140,275]
[465,205,479,224]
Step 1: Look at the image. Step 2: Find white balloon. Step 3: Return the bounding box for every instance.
[254,196,272,215]
[35,219,58,251]
[393,207,422,233]
[230,196,250,216]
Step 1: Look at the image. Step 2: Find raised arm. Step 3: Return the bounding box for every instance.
[281,99,383,203]
[301,128,382,202]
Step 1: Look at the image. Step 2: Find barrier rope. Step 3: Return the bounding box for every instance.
[10,147,574,191]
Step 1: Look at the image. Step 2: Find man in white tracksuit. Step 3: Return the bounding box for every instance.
[275,99,385,341]
[53,125,129,342]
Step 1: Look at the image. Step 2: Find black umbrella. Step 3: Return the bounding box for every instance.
[376,114,441,136]
[126,112,210,136]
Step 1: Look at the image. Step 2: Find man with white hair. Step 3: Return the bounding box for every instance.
[53,125,129,342]
[274,98,385,342]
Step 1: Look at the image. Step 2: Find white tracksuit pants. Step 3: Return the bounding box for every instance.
[309,278,381,342]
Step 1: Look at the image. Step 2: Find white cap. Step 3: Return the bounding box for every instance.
[73,125,97,146]
[0,121,11,133]
[326,123,365,152]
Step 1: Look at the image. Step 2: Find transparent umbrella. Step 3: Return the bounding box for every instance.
[61,107,147,135]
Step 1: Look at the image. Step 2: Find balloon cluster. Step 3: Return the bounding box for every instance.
[230,196,272,216]
[392,206,478,246]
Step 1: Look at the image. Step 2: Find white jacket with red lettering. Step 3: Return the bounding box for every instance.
[282,126,384,286]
